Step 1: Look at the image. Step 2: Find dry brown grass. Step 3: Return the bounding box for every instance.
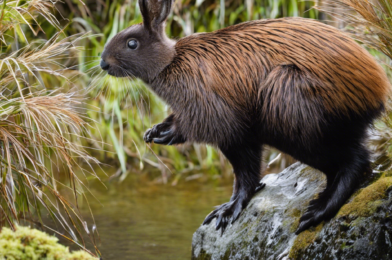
[316,0,392,61]
[0,0,100,256]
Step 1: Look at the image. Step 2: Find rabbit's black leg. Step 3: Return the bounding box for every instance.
[296,145,371,234]
[143,114,186,145]
[203,137,263,233]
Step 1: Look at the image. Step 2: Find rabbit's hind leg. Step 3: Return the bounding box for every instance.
[296,144,371,234]
[203,137,263,234]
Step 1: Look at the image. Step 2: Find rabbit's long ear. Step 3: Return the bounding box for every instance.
[139,0,173,33]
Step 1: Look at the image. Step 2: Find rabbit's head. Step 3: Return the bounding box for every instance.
[100,0,176,83]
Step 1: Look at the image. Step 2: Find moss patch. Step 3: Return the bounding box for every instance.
[288,223,323,259]
[385,170,392,177]
[0,226,98,260]
[338,177,392,218]
[288,208,302,233]
[194,248,212,260]
[290,219,300,233]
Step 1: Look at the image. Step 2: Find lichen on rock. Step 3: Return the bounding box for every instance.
[192,162,392,260]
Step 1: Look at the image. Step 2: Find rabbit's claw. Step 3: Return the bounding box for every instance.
[143,122,185,145]
[255,183,266,192]
[152,129,175,145]
[202,197,245,235]
[296,207,324,234]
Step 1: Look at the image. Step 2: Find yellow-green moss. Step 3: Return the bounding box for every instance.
[290,219,300,233]
[288,224,323,259]
[338,177,392,218]
[0,226,98,260]
[385,170,392,177]
[288,208,302,233]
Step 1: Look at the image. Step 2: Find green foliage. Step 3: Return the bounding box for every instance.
[0,226,98,260]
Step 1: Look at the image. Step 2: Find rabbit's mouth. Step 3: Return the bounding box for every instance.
[107,70,128,78]
[107,68,134,79]
[100,58,130,78]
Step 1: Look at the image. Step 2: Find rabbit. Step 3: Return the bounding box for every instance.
[100,0,390,234]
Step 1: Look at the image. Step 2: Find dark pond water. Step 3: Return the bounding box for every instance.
[69,171,233,260]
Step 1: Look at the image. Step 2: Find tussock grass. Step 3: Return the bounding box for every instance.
[316,0,392,61]
[0,0,61,43]
[0,0,100,256]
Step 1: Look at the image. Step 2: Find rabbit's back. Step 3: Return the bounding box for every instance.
[153,17,389,144]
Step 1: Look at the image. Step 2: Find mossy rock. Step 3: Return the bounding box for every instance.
[338,176,392,218]
[288,223,323,259]
[0,226,98,260]
[192,162,392,260]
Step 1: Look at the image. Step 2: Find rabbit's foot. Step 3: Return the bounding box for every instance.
[144,123,185,145]
[202,195,248,235]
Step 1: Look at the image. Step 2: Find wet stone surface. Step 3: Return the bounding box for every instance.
[191,162,392,260]
[302,196,392,260]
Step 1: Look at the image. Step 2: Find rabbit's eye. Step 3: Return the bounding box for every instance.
[128,39,138,50]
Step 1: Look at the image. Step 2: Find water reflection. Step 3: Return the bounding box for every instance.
[73,172,233,260]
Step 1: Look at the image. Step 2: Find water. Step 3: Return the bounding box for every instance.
[71,172,233,260]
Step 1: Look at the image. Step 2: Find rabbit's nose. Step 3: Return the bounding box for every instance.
[100,59,110,70]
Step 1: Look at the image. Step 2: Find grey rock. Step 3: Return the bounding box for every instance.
[192,162,392,260]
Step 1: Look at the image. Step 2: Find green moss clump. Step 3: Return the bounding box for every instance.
[288,208,302,233]
[338,177,392,218]
[384,170,392,177]
[290,219,300,233]
[288,224,323,259]
[0,226,98,260]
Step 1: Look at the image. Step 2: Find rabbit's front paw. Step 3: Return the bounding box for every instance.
[143,123,185,145]
[143,127,158,143]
